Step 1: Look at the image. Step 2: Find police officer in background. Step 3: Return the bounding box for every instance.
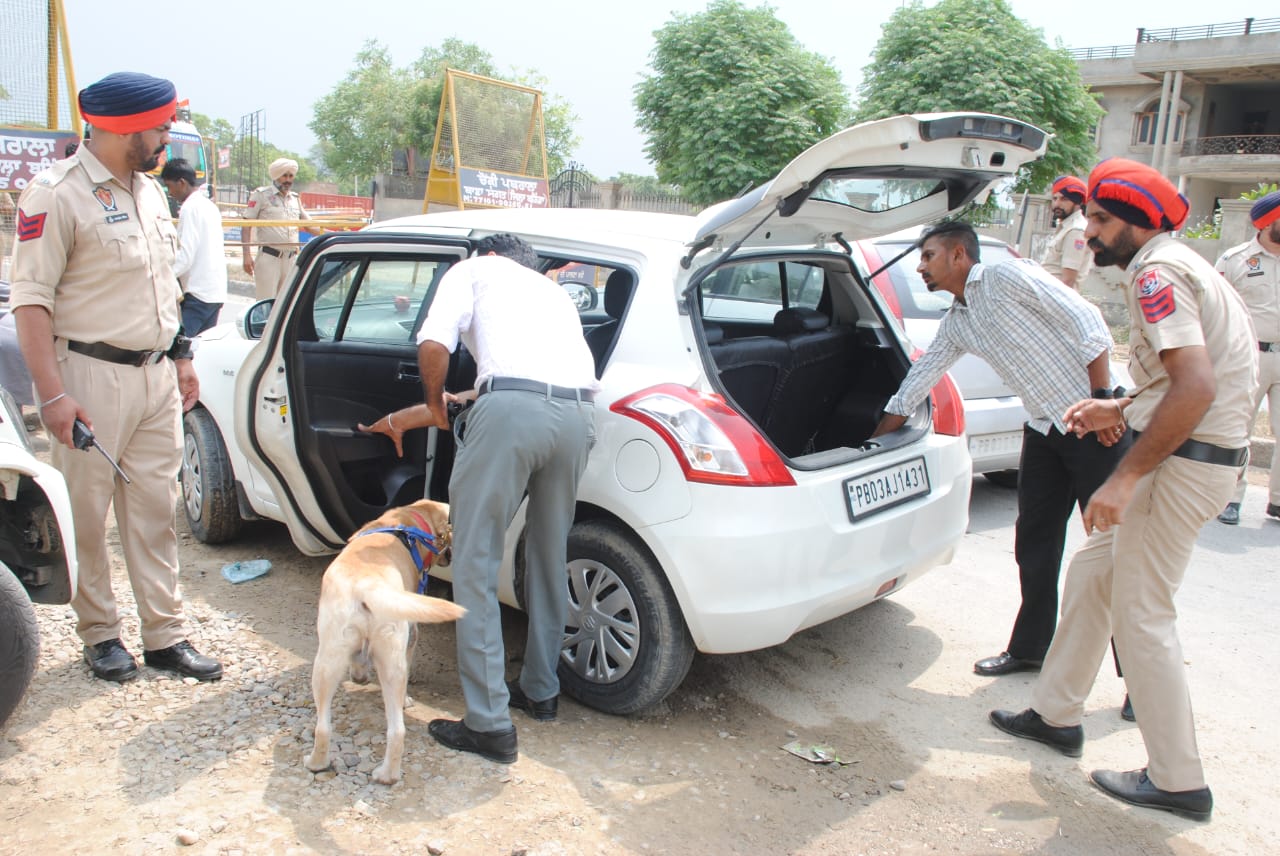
[240,157,310,300]
[990,159,1256,822]
[1215,189,1280,525]
[1040,175,1093,289]
[10,72,222,684]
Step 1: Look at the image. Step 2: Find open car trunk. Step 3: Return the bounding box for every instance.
[695,252,918,462]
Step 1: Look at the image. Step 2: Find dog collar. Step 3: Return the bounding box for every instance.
[357,523,439,594]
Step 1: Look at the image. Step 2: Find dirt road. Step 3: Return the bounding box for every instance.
[3,447,1277,854]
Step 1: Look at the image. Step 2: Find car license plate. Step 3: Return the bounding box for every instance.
[844,457,931,521]
[969,431,1023,459]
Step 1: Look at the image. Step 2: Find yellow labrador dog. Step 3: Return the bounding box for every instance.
[306,499,465,784]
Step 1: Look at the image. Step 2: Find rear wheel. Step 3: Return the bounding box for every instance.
[557,520,695,715]
[0,565,39,730]
[181,408,242,543]
[983,469,1020,489]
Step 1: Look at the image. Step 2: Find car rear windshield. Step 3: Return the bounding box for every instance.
[879,240,1017,320]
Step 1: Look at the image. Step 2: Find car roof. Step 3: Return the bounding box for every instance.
[365,207,698,247]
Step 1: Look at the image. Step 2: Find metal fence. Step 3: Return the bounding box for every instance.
[1069,16,1280,59]
[1181,135,1280,156]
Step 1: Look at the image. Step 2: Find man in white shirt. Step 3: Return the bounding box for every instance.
[364,233,597,764]
[160,158,226,335]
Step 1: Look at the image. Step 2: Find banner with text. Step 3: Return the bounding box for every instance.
[0,128,79,193]
[458,167,549,209]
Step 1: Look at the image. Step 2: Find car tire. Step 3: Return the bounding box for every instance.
[0,565,39,731]
[557,520,695,715]
[983,469,1020,489]
[181,408,243,544]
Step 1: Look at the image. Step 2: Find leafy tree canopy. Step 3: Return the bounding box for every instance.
[311,38,578,185]
[634,0,850,207]
[856,0,1101,195]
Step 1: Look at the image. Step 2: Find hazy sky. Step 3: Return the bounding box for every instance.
[57,0,1265,180]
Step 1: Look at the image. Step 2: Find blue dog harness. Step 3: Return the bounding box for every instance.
[356,525,440,594]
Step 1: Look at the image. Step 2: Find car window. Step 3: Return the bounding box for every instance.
[809,176,945,211]
[700,260,824,324]
[878,240,1017,320]
[313,257,447,344]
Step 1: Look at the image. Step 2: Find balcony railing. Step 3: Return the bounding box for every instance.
[1181,135,1280,156]
[1069,17,1280,59]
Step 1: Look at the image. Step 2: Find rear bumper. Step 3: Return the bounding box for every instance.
[643,437,971,653]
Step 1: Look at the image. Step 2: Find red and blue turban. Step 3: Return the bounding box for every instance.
[1051,175,1086,204]
[78,72,177,135]
[1251,190,1280,230]
[1087,158,1189,231]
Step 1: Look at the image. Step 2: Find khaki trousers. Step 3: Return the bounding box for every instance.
[1031,454,1239,792]
[253,248,296,301]
[49,349,185,650]
[1231,348,1280,505]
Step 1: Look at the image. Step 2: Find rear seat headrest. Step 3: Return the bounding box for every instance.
[773,307,829,335]
[702,322,725,345]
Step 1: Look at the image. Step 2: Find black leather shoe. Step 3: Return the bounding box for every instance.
[1267,503,1280,520]
[429,718,518,764]
[1217,502,1240,525]
[1120,694,1135,722]
[1091,768,1212,821]
[507,679,558,721]
[989,708,1084,757]
[974,651,1043,676]
[84,638,138,682]
[143,640,222,681]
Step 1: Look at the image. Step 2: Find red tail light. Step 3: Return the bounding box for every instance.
[910,347,965,437]
[612,384,796,487]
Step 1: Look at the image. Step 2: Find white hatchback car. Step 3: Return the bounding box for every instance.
[184,112,1047,713]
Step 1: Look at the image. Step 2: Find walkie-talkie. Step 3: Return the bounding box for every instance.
[72,418,132,484]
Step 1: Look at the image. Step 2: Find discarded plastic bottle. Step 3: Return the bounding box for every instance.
[221,559,272,584]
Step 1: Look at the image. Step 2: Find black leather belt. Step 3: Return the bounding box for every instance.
[66,339,167,367]
[477,376,593,403]
[1131,430,1247,467]
[1261,341,1278,353]
[260,246,295,258]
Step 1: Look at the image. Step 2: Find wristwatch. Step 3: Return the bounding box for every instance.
[1092,387,1114,399]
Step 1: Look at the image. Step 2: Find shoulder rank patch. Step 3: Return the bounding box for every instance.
[246,199,257,209]
[1136,269,1176,323]
[1074,238,1086,251]
[16,208,46,241]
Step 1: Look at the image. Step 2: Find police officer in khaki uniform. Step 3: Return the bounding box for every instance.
[1040,175,1093,288]
[1215,189,1280,524]
[990,158,1256,823]
[240,157,310,300]
[10,72,222,684]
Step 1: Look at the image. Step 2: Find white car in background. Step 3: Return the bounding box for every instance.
[854,228,1030,486]
[182,112,1048,714]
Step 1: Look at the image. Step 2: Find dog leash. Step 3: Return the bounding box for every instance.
[356,525,440,594]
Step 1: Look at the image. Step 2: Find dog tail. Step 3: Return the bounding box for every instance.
[360,586,466,625]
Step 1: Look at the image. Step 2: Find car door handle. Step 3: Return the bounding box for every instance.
[397,361,420,382]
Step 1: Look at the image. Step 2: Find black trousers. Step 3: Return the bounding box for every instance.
[1007,424,1130,662]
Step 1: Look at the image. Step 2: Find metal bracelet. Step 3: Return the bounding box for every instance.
[39,391,68,409]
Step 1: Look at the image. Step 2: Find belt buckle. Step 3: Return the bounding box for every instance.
[140,350,164,366]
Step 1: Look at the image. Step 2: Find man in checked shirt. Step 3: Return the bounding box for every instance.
[872,220,1126,682]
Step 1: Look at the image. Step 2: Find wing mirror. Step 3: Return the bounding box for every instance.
[242,300,273,340]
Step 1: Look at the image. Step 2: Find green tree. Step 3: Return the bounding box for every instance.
[856,0,1101,195]
[312,38,578,185]
[310,41,410,185]
[634,0,849,207]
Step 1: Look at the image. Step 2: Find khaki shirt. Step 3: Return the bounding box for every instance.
[1040,208,1093,281]
[8,145,180,351]
[1215,235,1280,343]
[242,184,309,249]
[1124,232,1257,448]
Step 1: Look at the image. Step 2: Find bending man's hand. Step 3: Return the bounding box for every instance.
[1063,397,1126,443]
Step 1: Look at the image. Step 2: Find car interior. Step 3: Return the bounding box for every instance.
[697,255,914,461]
[271,246,637,538]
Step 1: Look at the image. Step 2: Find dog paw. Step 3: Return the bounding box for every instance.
[372,763,400,785]
[304,754,333,774]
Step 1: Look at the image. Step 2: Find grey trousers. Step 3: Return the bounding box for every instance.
[448,388,595,731]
